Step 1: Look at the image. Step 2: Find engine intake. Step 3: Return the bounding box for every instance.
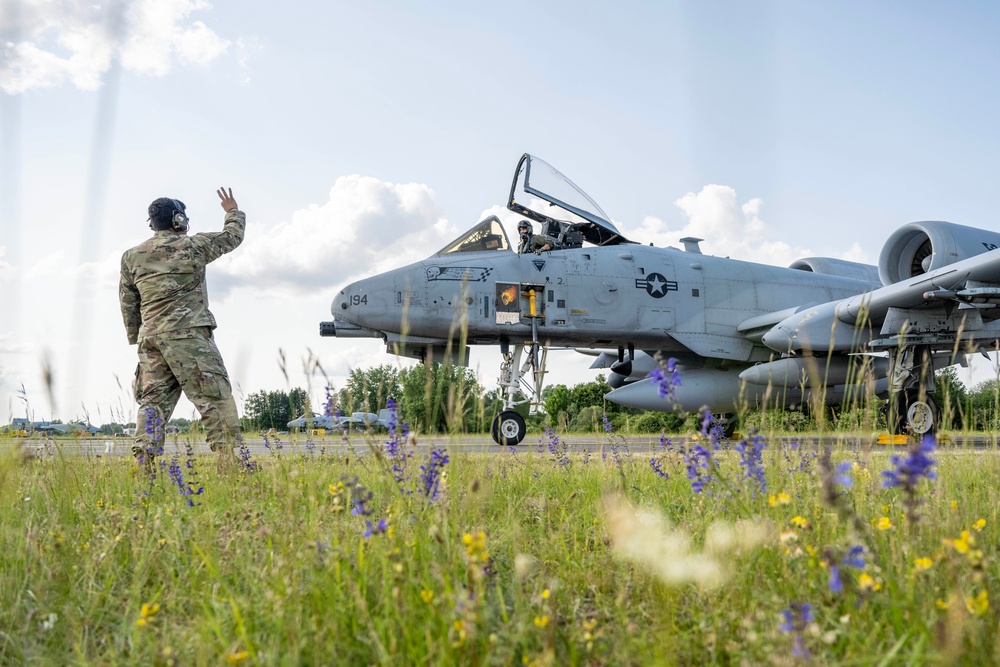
[878,221,1000,285]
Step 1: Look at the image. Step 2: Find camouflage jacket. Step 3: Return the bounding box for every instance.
[119,209,246,344]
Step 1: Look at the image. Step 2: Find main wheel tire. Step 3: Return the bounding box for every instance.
[492,411,526,446]
[888,391,938,435]
[906,396,938,435]
[719,413,738,439]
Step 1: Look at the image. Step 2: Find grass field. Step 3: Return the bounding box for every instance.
[1,422,998,665]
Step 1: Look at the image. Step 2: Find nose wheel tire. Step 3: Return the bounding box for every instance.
[492,411,526,446]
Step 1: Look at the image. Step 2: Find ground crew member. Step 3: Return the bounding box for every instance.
[517,220,552,254]
[119,187,245,466]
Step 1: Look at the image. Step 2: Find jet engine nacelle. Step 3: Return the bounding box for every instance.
[878,221,1000,285]
[788,257,882,284]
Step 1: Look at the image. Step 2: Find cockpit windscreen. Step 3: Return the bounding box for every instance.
[435,216,511,256]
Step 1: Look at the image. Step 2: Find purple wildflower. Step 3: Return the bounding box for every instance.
[138,406,165,474]
[383,399,412,489]
[779,602,814,659]
[659,432,672,451]
[882,435,937,489]
[363,518,390,538]
[687,444,714,494]
[236,434,259,473]
[882,434,937,523]
[167,454,204,507]
[835,461,854,489]
[346,477,374,516]
[419,448,449,502]
[842,545,866,569]
[546,427,570,468]
[735,434,767,495]
[648,354,681,401]
[828,545,866,594]
[649,456,669,480]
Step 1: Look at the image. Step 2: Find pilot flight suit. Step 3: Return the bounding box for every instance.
[518,233,551,254]
[119,208,246,460]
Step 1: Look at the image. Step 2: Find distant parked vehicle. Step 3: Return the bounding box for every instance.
[286,412,337,431]
[335,409,395,434]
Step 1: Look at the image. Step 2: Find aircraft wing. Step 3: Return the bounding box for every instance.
[762,247,1000,355]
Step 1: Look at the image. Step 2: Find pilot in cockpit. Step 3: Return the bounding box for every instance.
[517,220,552,255]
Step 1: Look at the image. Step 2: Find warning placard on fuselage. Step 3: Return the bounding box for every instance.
[495,282,520,324]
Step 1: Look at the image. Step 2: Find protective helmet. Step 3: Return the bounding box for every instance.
[517,220,532,234]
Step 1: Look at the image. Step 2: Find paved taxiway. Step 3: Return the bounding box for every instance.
[6,432,1000,460]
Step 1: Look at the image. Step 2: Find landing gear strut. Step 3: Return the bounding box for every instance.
[885,345,938,435]
[491,285,547,446]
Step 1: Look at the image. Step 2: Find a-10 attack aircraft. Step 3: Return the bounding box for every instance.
[321,153,1000,445]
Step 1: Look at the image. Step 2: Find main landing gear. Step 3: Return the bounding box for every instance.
[884,345,938,436]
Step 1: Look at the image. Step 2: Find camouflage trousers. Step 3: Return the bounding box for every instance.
[132,327,240,458]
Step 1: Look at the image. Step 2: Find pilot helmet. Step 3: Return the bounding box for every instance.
[517,220,532,235]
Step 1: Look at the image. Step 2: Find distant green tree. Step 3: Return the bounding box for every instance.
[243,388,309,431]
[399,363,484,433]
[337,366,402,416]
[934,366,968,429]
[967,378,1000,431]
[543,384,572,429]
[168,417,191,434]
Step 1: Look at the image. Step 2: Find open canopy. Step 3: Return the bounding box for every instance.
[508,153,633,247]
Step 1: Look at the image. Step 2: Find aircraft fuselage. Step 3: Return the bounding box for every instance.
[332,244,880,365]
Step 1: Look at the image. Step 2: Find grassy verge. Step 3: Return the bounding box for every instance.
[1,427,998,665]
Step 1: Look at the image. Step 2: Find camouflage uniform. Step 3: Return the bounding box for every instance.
[119,209,246,459]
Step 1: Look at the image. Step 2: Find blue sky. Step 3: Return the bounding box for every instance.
[3,1,1000,424]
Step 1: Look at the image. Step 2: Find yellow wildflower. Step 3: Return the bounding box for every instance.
[420,589,434,604]
[876,517,893,531]
[534,615,550,628]
[769,493,791,507]
[949,530,974,554]
[935,598,950,610]
[791,516,809,529]
[541,589,550,600]
[463,531,489,565]
[136,602,160,627]
[913,557,933,572]
[226,651,250,664]
[858,573,881,592]
[967,590,989,617]
[973,519,987,532]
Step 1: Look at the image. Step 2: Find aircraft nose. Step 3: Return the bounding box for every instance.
[330,273,398,331]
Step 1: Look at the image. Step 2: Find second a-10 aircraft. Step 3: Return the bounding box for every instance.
[321,153,1000,445]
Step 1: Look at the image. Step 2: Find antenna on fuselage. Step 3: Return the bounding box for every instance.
[680,237,704,254]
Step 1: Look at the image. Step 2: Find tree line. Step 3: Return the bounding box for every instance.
[234,364,1000,435]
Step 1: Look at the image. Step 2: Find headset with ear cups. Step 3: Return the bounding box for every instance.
[170,199,189,232]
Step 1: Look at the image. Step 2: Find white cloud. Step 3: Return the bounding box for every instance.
[214,174,460,297]
[0,0,230,94]
[0,246,13,285]
[619,184,812,268]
